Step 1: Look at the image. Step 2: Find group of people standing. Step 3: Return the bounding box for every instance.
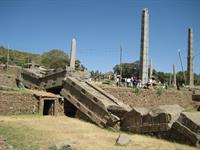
[116,76,142,88]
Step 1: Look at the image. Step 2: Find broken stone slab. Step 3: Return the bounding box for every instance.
[121,105,184,133]
[192,94,200,102]
[170,112,200,147]
[60,77,125,129]
[107,105,130,119]
[50,142,77,150]
[178,112,200,133]
[115,134,131,146]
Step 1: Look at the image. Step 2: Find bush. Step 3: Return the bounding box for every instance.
[102,80,111,85]
[133,88,140,95]
[156,88,163,96]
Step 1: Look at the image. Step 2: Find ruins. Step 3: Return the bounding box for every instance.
[173,64,176,87]
[15,60,200,147]
[1,8,200,148]
[70,38,77,70]
[149,58,153,78]
[140,8,149,85]
[187,28,194,86]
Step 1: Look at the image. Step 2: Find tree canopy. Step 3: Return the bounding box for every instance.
[113,61,140,78]
[41,49,70,69]
[0,46,84,70]
[112,60,200,85]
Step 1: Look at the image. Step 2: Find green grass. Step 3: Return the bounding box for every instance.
[0,86,31,94]
[0,115,198,150]
[156,88,163,96]
[0,124,41,150]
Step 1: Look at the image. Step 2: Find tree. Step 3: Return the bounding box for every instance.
[194,73,200,85]
[113,61,140,78]
[90,70,102,81]
[176,71,186,85]
[40,49,70,69]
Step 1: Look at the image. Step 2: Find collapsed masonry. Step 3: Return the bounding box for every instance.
[16,66,200,147]
[121,105,184,133]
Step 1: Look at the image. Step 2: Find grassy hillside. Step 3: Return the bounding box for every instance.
[0,46,40,66]
[0,115,198,150]
[0,46,84,70]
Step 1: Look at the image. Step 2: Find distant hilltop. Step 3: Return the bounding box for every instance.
[0,46,85,70]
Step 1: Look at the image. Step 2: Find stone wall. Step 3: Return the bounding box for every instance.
[0,91,64,115]
[0,91,38,115]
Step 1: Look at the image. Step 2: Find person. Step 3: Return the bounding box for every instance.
[127,78,131,87]
[177,83,180,90]
[32,105,36,114]
[133,78,137,88]
[116,77,119,86]
[137,79,141,88]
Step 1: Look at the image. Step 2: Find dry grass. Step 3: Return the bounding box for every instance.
[0,115,198,150]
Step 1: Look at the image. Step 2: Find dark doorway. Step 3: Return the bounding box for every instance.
[64,99,77,117]
[43,100,55,115]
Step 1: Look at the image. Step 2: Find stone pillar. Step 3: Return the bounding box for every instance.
[39,97,44,115]
[169,73,172,86]
[173,64,176,87]
[140,8,149,85]
[187,28,194,86]
[149,58,153,78]
[70,38,77,70]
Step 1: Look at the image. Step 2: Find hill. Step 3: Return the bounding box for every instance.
[0,46,84,70]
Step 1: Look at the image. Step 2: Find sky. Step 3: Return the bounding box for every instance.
[0,0,200,73]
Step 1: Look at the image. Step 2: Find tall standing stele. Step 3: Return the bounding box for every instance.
[187,28,194,86]
[149,58,153,78]
[70,38,77,70]
[140,8,149,85]
[173,64,176,87]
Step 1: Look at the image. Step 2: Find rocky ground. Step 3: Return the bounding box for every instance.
[0,65,19,88]
[0,136,13,150]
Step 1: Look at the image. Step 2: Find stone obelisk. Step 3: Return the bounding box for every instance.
[70,38,77,70]
[173,64,176,87]
[140,8,149,85]
[187,28,194,86]
[149,58,153,78]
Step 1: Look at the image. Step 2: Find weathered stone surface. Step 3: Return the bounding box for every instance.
[17,66,90,90]
[140,8,149,85]
[60,77,129,129]
[149,59,153,78]
[33,90,64,116]
[0,92,38,115]
[50,142,76,150]
[187,28,194,86]
[192,94,200,102]
[170,112,200,147]
[116,134,130,146]
[173,64,176,87]
[70,38,77,70]
[121,105,184,133]
[178,112,200,133]
[0,90,64,116]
